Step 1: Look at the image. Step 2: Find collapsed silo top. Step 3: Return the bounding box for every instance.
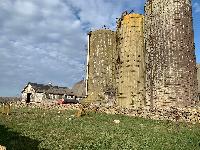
[117,13,144,28]
[88,29,115,35]
[123,13,144,19]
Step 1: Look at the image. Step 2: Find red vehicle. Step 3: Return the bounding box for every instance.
[57,99,64,105]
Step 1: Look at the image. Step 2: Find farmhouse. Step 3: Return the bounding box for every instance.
[21,82,75,103]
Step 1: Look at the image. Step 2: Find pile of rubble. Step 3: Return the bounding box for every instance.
[4,101,200,124]
[12,101,81,111]
[96,105,200,124]
[0,101,80,112]
[0,145,6,150]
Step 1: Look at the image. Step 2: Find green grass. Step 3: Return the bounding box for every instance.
[0,106,200,150]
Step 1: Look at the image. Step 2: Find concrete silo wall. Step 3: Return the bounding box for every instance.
[116,14,145,108]
[145,0,198,108]
[86,30,116,103]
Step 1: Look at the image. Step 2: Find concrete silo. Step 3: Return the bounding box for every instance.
[116,13,146,108]
[85,30,117,103]
[145,0,198,108]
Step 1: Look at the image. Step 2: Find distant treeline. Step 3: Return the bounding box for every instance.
[0,97,21,103]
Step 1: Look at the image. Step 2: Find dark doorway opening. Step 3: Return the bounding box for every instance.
[26,93,31,103]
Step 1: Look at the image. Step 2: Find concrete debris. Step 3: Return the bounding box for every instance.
[0,145,6,150]
[113,120,120,124]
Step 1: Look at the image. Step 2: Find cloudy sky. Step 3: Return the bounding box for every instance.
[0,0,199,96]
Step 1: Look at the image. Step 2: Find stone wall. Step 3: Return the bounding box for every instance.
[144,0,198,109]
[22,92,45,103]
[89,103,200,124]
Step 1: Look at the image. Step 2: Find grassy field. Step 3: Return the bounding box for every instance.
[0,106,200,150]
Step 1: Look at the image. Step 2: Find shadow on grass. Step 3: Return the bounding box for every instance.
[0,124,47,150]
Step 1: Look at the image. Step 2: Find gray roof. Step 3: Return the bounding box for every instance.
[46,86,74,95]
[22,82,74,95]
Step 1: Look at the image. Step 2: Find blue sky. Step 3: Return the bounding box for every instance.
[0,0,199,96]
[193,0,200,62]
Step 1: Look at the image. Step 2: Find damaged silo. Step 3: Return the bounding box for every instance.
[85,29,117,104]
[144,0,198,108]
[116,12,146,108]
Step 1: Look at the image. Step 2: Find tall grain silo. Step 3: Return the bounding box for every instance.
[145,0,198,108]
[85,29,117,103]
[116,12,145,108]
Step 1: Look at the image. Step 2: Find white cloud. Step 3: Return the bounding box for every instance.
[15,1,37,16]
[67,0,145,30]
